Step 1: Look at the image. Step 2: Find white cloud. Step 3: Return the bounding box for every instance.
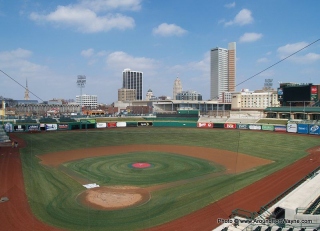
[106,51,159,73]
[153,23,187,37]
[277,42,320,63]
[80,0,142,12]
[0,48,32,60]
[225,9,253,26]
[225,2,236,8]
[30,2,136,33]
[0,48,48,79]
[257,57,269,63]
[81,48,95,58]
[239,32,263,43]
[277,42,308,57]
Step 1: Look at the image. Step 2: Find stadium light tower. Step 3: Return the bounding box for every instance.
[77,75,86,115]
[264,79,273,107]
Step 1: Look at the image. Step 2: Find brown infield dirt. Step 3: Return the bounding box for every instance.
[0,133,320,231]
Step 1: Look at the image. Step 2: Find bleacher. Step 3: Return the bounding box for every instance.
[226,118,260,124]
[304,196,320,214]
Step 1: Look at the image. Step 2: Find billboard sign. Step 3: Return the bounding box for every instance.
[311,85,318,102]
[116,122,126,127]
[4,123,13,132]
[107,122,117,128]
[138,122,153,126]
[309,124,320,135]
[96,123,107,128]
[58,124,69,130]
[249,125,261,130]
[262,125,274,131]
[46,124,57,131]
[28,125,39,131]
[274,126,286,132]
[224,123,236,129]
[287,123,297,133]
[297,124,309,134]
[277,88,283,102]
[14,125,25,132]
[237,124,248,129]
[197,122,213,128]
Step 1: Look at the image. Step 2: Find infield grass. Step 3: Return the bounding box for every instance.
[18,128,320,231]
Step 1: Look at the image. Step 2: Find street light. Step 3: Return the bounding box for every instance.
[77,75,86,115]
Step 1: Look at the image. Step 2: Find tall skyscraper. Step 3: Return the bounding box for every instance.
[122,69,143,100]
[210,42,236,100]
[173,76,182,100]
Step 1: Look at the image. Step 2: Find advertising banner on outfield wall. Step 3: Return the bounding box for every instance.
[249,124,261,130]
[46,124,57,131]
[197,122,213,128]
[138,122,153,126]
[287,123,297,133]
[237,124,248,129]
[262,125,274,131]
[212,123,224,128]
[107,122,117,128]
[126,122,138,127]
[224,123,236,129]
[58,124,68,130]
[297,124,309,134]
[96,123,107,128]
[4,123,13,132]
[28,125,39,131]
[274,126,286,132]
[116,122,126,127]
[309,124,320,135]
[14,125,25,132]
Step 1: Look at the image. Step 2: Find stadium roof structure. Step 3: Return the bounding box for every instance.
[264,107,320,113]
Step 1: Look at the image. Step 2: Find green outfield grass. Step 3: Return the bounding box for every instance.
[18,128,320,231]
[63,152,224,186]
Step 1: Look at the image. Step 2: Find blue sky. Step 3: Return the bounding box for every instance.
[1,0,320,103]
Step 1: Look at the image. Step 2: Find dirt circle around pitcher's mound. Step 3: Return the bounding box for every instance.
[77,186,151,210]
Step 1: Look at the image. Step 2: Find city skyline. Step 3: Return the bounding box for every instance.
[0,0,320,103]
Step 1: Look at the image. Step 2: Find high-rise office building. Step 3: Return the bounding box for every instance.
[210,42,236,100]
[122,69,143,100]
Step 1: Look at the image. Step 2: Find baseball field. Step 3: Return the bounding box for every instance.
[2,127,320,231]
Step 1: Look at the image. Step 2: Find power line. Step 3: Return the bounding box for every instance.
[0,69,44,102]
[236,38,320,87]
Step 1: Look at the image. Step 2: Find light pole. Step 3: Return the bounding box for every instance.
[77,75,86,116]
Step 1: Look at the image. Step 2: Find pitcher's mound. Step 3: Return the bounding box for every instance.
[77,186,150,210]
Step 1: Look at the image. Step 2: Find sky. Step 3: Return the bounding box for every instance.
[0,0,320,104]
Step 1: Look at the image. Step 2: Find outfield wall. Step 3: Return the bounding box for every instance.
[2,120,320,136]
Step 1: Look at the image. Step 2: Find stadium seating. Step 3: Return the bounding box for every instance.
[253,226,262,231]
[304,196,320,214]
